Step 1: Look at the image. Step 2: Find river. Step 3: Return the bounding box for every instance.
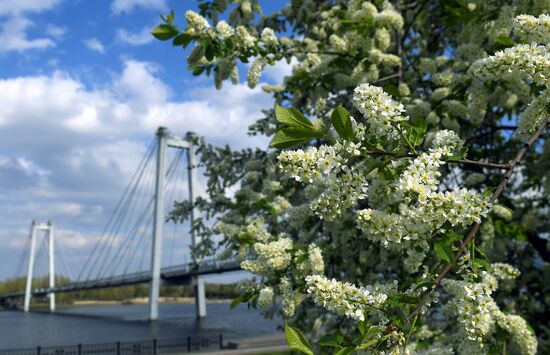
[0,303,280,349]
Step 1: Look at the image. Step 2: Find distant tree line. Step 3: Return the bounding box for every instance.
[0,276,239,306]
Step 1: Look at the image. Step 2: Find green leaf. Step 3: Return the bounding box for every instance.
[473,258,492,271]
[285,323,314,355]
[331,106,354,141]
[356,332,391,350]
[434,240,453,263]
[356,338,379,350]
[357,321,367,335]
[229,295,244,309]
[318,331,343,347]
[151,24,178,41]
[365,326,382,339]
[192,66,206,76]
[270,127,322,149]
[167,10,174,24]
[410,117,427,134]
[274,104,313,128]
[401,120,427,147]
[494,36,515,47]
[204,44,215,60]
[172,33,192,48]
[446,231,463,242]
[336,347,354,355]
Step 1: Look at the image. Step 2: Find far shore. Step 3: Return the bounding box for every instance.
[71,297,232,306]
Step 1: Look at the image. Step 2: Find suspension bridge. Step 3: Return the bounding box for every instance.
[0,127,241,321]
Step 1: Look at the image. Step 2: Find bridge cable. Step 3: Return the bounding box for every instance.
[77,139,155,282]
[118,149,185,275]
[12,231,31,292]
[90,147,156,280]
[168,151,187,268]
[101,148,183,278]
[97,150,157,279]
[78,139,156,282]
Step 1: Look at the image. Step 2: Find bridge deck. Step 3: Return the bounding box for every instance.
[0,259,241,300]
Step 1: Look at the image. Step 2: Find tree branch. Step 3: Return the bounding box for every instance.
[364,150,511,169]
[399,117,549,326]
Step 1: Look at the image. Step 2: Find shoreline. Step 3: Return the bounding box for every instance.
[72,297,232,306]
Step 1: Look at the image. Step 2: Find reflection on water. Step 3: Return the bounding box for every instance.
[0,303,280,348]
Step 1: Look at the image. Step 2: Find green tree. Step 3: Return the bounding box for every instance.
[154,1,550,353]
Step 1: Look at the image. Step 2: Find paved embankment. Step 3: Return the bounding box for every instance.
[190,334,289,355]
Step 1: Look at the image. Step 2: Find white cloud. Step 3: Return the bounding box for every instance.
[116,26,154,46]
[0,0,61,16]
[0,16,55,52]
[261,58,296,83]
[83,38,105,54]
[45,24,66,38]
[0,0,62,53]
[111,0,166,14]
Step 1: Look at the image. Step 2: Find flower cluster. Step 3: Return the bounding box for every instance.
[517,87,550,134]
[185,10,210,36]
[261,28,278,47]
[247,58,265,88]
[357,188,489,249]
[470,43,550,88]
[443,257,537,353]
[215,20,234,40]
[329,34,347,51]
[241,237,293,274]
[278,145,343,183]
[514,14,550,45]
[236,26,256,49]
[278,145,370,219]
[307,244,324,275]
[305,275,388,321]
[258,286,274,308]
[352,83,406,135]
[493,310,537,355]
[280,277,298,317]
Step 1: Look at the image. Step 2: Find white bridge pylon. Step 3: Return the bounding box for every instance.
[22,127,206,321]
[150,127,205,321]
[24,220,55,312]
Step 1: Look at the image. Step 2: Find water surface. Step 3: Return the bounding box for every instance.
[0,303,280,349]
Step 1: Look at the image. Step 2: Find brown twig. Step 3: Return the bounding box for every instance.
[374,73,401,83]
[364,150,510,169]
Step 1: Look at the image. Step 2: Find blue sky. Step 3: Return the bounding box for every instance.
[0,0,291,282]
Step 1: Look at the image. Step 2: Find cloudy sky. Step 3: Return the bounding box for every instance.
[0,0,288,281]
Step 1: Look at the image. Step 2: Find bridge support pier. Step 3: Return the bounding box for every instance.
[188,143,206,318]
[149,127,206,320]
[149,128,168,321]
[24,220,55,312]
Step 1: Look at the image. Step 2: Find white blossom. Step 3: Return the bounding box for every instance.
[215,20,234,40]
[258,286,274,308]
[260,27,278,46]
[236,26,256,48]
[185,10,210,36]
[470,43,550,88]
[352,83,406,135]
[241,237,293,275]
[305,275,388,321]
[514,14,550,45]
[247,58,265,88]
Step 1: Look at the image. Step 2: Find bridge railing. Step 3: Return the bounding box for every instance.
[0,335,224,355]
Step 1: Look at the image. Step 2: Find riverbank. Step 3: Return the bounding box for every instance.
[70,297,232,306]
